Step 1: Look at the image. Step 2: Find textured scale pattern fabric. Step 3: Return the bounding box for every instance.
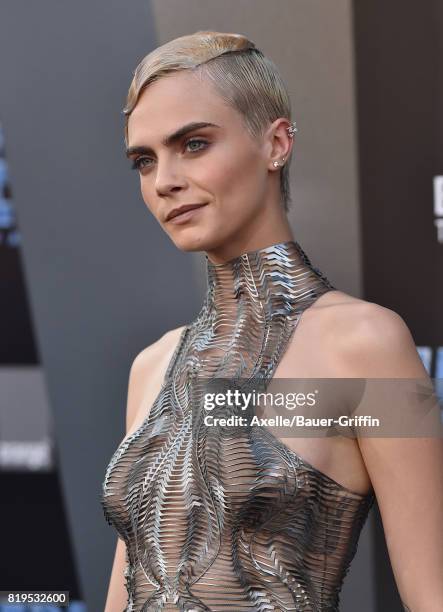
[101,240,375,611]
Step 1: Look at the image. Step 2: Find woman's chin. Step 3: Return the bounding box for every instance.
[169,230,222,254]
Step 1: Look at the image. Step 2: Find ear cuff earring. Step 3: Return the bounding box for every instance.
[287,121,298,138]
[273,120,297,168]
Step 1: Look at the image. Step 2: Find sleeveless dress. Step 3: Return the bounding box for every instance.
[101,240,375,611]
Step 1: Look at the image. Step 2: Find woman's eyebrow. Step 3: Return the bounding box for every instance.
[125,121,220,158]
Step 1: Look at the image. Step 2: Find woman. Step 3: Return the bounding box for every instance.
[101,31,443,611]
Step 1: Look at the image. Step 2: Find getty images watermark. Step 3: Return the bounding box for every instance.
[190,377,443,438]
[203,387,380,430]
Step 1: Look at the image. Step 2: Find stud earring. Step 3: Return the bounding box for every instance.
[273,156,286,168]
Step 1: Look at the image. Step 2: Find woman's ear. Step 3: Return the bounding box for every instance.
[266,118,294,170]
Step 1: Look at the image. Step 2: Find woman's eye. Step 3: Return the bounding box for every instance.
[131,157,152,171]
[130,138,209,172]
[185,138,209,152]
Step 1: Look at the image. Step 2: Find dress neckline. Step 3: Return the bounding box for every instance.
[203,239,336,315]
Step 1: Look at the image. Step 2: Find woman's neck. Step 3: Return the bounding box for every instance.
[204,239,335,317]
[205,220,294,265]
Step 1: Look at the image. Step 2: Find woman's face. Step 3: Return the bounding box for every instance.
[126,70,288,261]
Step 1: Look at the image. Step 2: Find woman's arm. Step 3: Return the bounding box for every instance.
[340,305,443,612]
[104,537,128,612]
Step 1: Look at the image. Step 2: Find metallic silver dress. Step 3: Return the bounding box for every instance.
[101,240,375,611]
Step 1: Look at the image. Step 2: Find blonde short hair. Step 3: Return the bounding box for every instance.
[124,30,294,211]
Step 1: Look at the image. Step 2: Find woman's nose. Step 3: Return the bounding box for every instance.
[155,157,186,197]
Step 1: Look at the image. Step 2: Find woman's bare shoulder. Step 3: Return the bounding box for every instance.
[315,290,425,377]
[132,325,187,370]
[314,289,404,328]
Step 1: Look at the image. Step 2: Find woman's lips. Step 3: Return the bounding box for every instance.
[167,204,208,225]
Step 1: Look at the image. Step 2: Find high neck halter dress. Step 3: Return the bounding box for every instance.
[101,240,375,612]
